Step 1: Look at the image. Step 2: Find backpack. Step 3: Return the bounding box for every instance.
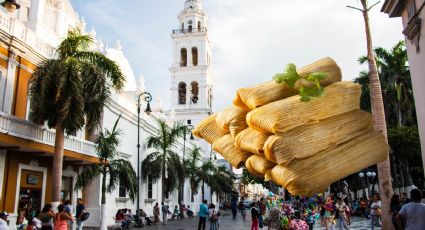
[211,210,219,222]
[80,212,90,221]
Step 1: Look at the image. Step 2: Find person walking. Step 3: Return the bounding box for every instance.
[161,202,170,225]
[198,200,208,230]
[335,197,349,230]
[231,199,237,219]
[54,204,73,230]
[39,204,55,230]
[359,198,367,219]
[208,204,219,230]
[75,198,85,230]
[397,189,425,230]
[389,194,402,230]
[343,198,351,226]
[369,194,381,229]
[324,197,335,230]
[258,198,265,229]
[153,203,160,224]
[251,202,259,230]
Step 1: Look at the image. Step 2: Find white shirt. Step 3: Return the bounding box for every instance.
[0,218,8,230]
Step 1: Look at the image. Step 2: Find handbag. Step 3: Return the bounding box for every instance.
[376,208,382,216]
[80,212,90,221]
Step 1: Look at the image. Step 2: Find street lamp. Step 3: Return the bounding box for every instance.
[359,170,377,198]
[1,0,20,13]
[181,120,194,204]
[135,91,152,226]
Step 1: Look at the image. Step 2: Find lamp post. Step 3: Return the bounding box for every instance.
[180,120,194,205]
[1,0,20,13]
[359,171,377,198]
[136,91,152,227]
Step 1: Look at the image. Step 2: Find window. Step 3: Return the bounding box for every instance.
[147,175,153,199]
[198,21,201,31]
[180,48,187,67]
[192,47,198,66]
[181,23,184,30]
[407,0,416,20]
[178,82,187,104]
[119,180,126,197]
[191,81,199,104]
[188,25,192,33]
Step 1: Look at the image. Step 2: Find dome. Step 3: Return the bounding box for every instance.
[105,41,137,92]
[184,0,202,10]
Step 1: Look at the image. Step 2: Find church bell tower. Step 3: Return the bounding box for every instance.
[169,0,213,124]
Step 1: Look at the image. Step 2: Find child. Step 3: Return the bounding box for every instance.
[251,202,259,230]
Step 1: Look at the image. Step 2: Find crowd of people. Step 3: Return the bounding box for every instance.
[0,198,87,230]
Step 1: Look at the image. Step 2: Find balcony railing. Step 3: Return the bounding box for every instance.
[172,27,207,34]
[0,10,55,58]
[0,111,97,158]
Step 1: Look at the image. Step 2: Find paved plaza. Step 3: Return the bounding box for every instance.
[137,212,381,230]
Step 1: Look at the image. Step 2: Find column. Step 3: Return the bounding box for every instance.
[27,0,45,32]
[55,0,66,37]
[1,51,18,113]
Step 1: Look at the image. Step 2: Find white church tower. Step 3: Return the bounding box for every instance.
[169,0,213,125]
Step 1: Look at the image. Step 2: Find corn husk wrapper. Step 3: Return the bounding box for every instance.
[245,155,276,176]
[215,106,248,138]
[247,82,361,134]
[264,110,373,165]
[212,134,251,168]
[192,114,228,144]
[233,57,342,110]
[270,130,389,196]
[235,128,270,155]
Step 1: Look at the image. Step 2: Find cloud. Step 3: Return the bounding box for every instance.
[72,0,404,112]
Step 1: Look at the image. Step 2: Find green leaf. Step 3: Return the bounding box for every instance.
[299,86,325,102]
[306,72,327,83]
[273,63,301,88]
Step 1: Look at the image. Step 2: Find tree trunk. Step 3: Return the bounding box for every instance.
[397,159,406,192]
[162,151,166,202]
[100,170,107,230]
[361,2,394,229]
[52,123,65,209]
[201,181,205,201]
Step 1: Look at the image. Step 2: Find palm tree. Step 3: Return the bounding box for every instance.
[75,116,137,230]
[358,41,415,127]
[348,1,394,228]
[209,165,234,203]
[183,145,203,202]
[141,119,186,202]
[29,28,124,205]
[198,159,216,201]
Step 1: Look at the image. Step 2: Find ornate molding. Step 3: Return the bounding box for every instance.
[403,17,422,53]
[144,198,156,204]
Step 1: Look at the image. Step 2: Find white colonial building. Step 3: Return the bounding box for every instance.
[0,0,217,229]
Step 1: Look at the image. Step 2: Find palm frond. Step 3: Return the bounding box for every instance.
[75,51,125,91]
[108,159,138,201]
[141,151,163,182]
[57,28,93,59]
[75,164,102,190]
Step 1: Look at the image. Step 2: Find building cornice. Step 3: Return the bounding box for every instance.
[381,0,407,17]
[169,65,209,73]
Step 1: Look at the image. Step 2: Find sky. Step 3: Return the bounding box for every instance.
[71,0,404,112]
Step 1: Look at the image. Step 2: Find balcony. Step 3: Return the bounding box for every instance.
[172,27,207,35]
[0,111,96,157]
[0,9,55,58]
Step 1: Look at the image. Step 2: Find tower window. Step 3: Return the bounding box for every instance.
[180,48,187,67]
[192,47,198,66]
[181,23,184,30]
[188,25,192,33]
[191,81,199,104]
[198,21,201,31]
[178,82,187,105]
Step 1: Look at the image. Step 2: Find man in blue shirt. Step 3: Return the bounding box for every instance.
[198,200,208,230]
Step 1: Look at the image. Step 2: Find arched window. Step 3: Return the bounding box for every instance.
[198,21,201,31]
[191,81,199,104]
[180,48,187,67]
[181,23,184,30]
[188,25,192,33]
[178,82,187,104]
[192,47,198,66]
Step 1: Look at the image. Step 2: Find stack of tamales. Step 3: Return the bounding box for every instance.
[193,57,389,196]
